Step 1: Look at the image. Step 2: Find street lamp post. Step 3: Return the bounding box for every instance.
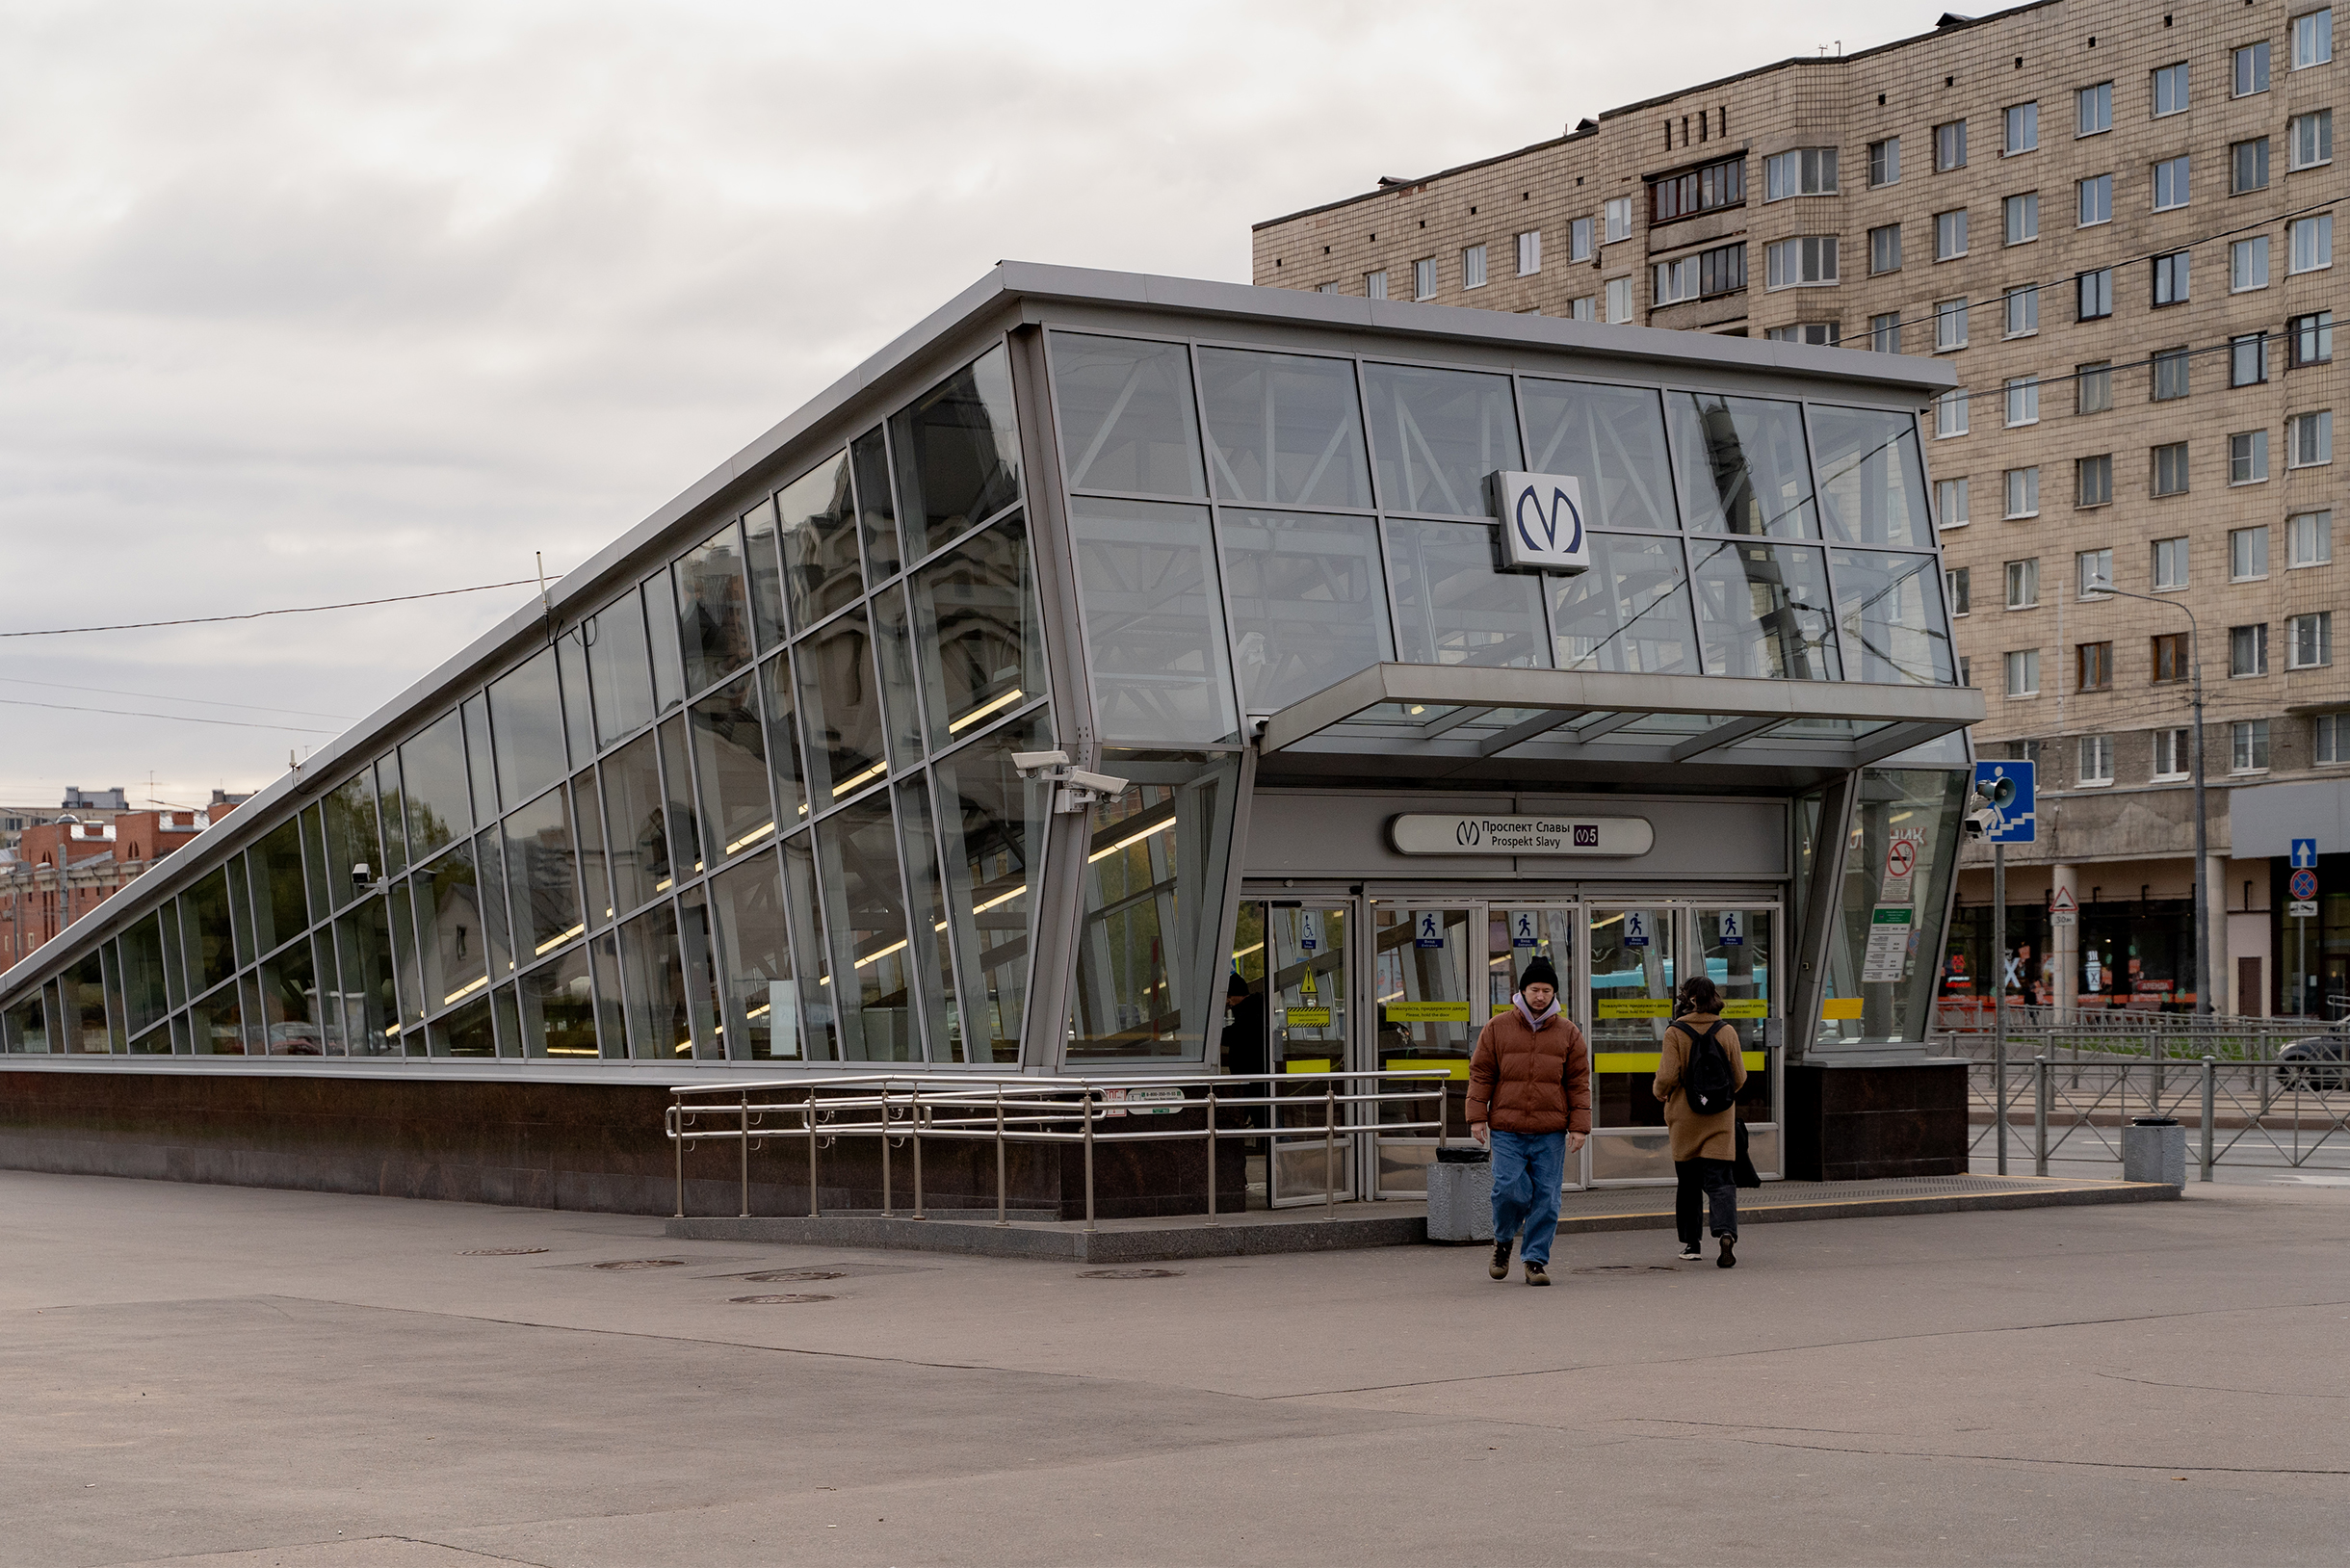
[2087,578,2211,1017]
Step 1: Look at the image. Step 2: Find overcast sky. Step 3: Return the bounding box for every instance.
[1,0,1930,809]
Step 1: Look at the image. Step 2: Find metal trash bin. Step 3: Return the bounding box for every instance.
[2121,1116,2186,1188]
[1425,1145,1494,1242]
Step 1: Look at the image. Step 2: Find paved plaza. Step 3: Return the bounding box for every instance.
[4,1168,2346,1566]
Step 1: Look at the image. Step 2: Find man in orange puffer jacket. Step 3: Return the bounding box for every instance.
[1466,956,1591,1286]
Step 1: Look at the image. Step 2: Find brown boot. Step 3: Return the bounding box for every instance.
[1489,1238,1512,1280]
[1524,1260,1551,1286]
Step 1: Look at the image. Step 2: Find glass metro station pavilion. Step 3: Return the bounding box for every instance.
[0,265,1985,1211]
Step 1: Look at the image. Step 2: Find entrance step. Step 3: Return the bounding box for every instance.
[666,1174,2175,1262]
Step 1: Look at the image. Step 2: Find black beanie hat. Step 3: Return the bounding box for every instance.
[1519,956,1559,992]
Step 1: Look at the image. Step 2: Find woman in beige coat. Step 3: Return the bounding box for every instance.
[1653,975,1748,1267]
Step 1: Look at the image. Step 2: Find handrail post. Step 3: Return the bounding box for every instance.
[912,1097,926,1220]
[2033,1056,2049,1177]
[739,1091,751,1219]
[1083,1090,1097,1234]
[880,1083,894,1218]
[671,1097,685,1220]
[995,1085,1008,1226]
[2201,1055,2217,1183]
[1205,1085,1217,1222]
[1323,1076,1337,1221]
[806,1085,821,1218]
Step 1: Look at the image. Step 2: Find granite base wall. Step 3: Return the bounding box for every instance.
[1784,1061,1969,1182]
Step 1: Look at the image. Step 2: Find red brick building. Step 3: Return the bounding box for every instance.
[0,800,242,967]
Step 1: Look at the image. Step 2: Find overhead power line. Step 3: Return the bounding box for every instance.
[0,696,333,733]
[0,575,561,638]
[0,676,357,722]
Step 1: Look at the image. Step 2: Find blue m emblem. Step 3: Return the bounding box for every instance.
[1514,483,1583,557]
[1490,471,1592,573]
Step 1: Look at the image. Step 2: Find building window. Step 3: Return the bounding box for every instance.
[2005,557,2041,609]
[2079,734,2116,785]
[1935,387,1970,436]
[2236,39,2274,96]
[1868,136,1901,186]
[2317,713,2349,764]
[1605,276,1633,322]
[1653,243,1746,303]
[2230,431,2271,484]
[2232,719,2273,772]
[1764,236,1839,288]
[2154,726,2191,778]
[2290,510,2335,566]
[2077,172,2113,225]
[2075,268,2113,321]
[2153,155,2192,211]
[2291,610,2336,667]
[2153,347,2190,402]
[1946,564,1971,614]
[1569,295,1597,321]
[1462,245,1488,290]
[2290,311,2335,366]
[1764,323,1841,346]
[2232,333,2269,386]
[2078,362,2113,414]
[1958,656,1972,687]
[2294,8,2334,68]
[1935,119,1968,170]
[2289,409,2335,466]
[2004,377,2041,426]
[2077,546,2114,595]
[1651,156,1745,222]
[1935,209,1969,259]
[2153,62,2190,118]
[2077,456,2114,508]
[1317,282,1341,294]
[2003,648,2041,697]
[1869,310,1903,353]
[1516,231,1540,275]
[1605,197,1633,243]
[2004,466,2040,517]
[1868,223,1902,274]
[1365,270,1389,301]
[2003,285,2039,337]
[2003,193,2039,246]
[2232,235,2271,291]
[1938,476,1970,526]
[2289,214,2334,273]
[2004,101,2040,153]
[1413,257,1437,300]
[2153,251,2190,305]
[2077,81,2113,136]
[2154,633,2191,685]
[1935,298,1969,351]
[1570,218,1594,261]
[2153,536,2190,590]
[2077,640,2113,690]
[2231,622,2271,676]
[2291,110,2335,169]
[2233,137,2272,193]
[2153,442,2191,496]
[1763,147,1838,199]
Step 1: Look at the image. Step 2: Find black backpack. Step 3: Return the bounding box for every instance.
[1680,1019,1736,1116]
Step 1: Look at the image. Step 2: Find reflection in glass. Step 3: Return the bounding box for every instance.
[1551,533,1701,674]
[677,886,725,1060]
[1822,769,1968,1045]
[182,869,238,993]
[758,653,808,829]
[909,514,1044,750]
[658,716,701,880]
[1221,510,1393,711]
[118,915,170,1038]
[257,943,324,1055]
[1829,549,1955,685]
[1669,393,1819,537]
[65,952,108,1054]
[1051,332,1207,499]
[462,696,497,827]
[1385,517,1550,668]
[569,771,612,928]
[416,841,489,1014]
[780,831,838,1060]
[473,828,513,981]
[1813,405,1934,547]
[488,645,567,810]
[795,606,890,808]
[1688,538,1841,680]
[1068,497,1239,745]
[871,583,927,770]
[619,901,692,1059]
[708,850,798,1059]
[851,427,900,586]
[600,731,667,915]
[389,882,424,1037]
[430,993,495,1058]
[689,673,774,864]
[1,992,48,1053]
[776,450,863,630]
[557,626,594,765]
[334,897,399,1055]
[1589,907,1677,1132]
[518,946,599,1058]
[589,932,627,1058]
[1362,362,1524,517]
[502,786,584,961]
[493,984,522,1058]
[1520,379,1679,532]
[323,773,381,909]
[895,778,961,1061]
[930,719,1050,1065]
[374,756,407,877]
[586,592,658,748]
[195,981,248,1056]
[300,805,330,937]
[891,344,1022,560]
[249,818,310,956]
[1197,346,1371,510]
[740,496,786,650]
[644,572,687,715]
[674,522,755,694]
[1068,752,1241,1061]
[811,797,918,1061]
[399,709,472,861]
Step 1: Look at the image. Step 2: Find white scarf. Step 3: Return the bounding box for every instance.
[1512,992,1560,1031]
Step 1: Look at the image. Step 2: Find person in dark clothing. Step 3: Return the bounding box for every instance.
[1220,972,1268,1130]
[1654,974,1747,1268]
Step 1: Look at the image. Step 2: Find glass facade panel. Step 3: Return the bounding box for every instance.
[1551,532,1701,674]
[674,521,756,693]
[1385,516,1550,669]
[1669,393,1820,537]
[388,881,425,1035]
[585,593,657,748]
[775,450,862,631]
[502,786,585,962]
[643,572,687,715]
[689,673,774,865]
[619,901,692,1060]
[398,709,472,861]
[707,849,798,1060]
[1688,538,1841,679]
[1052,332,1208,499]
[795,604,890,808]
[1819,769,1969,1044]
[323,773,380,908]
[1362,362,1525,517]
[194,980,248,1056]
[657,715,701,882]
[779,831,838,1059]
[488,645,567,811]
[894,777,962,1062]
[416,840,489,1016]
[810,796,919,1061]
[430,993,496,1058]
[65,952,108,1054]
[473,827,514,981]
[676,885,725,1061]
[333,897,399,1055]
[557,626,595,766]
[517,945,598,1059]
[257,942,324,1056]
[1830,549,1956,685]
[570,771,613,929]
[757,653,808,830]
[118,915,170,1037]
[892,344,1022,561]
[182,869,238,994]
[2,992,48,1053]
[1519,379,1678,533]
[930,718,1051,1066]
[1068,497,1240,745]
[1220,509,1393,712]
[909,514,1045,750]
[461,697,497,827]
[374,756,407,878]
[871,582,927,770]
[600,730,668,916]
[852,428,901,587]
[741,496,786,651]
[249,817,309,957]
[1197,346,1372,510]
[1812,406,1934,548]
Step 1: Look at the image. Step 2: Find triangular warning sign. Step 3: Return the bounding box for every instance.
[2050,887,2077,914]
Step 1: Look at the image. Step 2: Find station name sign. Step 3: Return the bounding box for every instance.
[1389,814,1654,857]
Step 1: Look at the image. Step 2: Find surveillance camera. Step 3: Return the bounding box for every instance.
[1066,769,1129,797]
[1010,749,1070,776]
[1961,807,1998,839]
[351,862,374,888]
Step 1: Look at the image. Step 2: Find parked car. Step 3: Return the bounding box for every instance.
[2277,1033,2350,1092]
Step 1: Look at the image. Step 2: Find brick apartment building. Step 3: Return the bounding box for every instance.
[1250,0,2345,1017]
[0,794,244,968]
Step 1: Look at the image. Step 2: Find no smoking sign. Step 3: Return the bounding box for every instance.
[1880,829,1924,903]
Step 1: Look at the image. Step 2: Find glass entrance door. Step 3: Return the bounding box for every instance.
[1697,907,1781,1179]
[1371,903,1475,1197]
[1587,906,1679,1182]
[1230,900,1359,1207]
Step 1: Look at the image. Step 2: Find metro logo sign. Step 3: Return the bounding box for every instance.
[1490,471,1591,574]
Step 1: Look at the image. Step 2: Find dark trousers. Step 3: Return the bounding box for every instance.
[1675,1157,1738,1245]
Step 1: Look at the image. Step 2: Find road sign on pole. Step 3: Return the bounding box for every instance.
[1972,760,2036,844]
[2050,886,2077,927]
[2291,837,2318,869]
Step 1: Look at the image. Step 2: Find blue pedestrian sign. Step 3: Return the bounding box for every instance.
[2291,837,2318,869]
[1972,759,2036,844]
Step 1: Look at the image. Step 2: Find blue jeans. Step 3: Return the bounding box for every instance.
[1489,1128,1567,1266]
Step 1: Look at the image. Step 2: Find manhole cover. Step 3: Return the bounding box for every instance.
[1570,1265,1682,1275]
[592,1258,689,1270]
[457,1247,549,1256]
[1078,1267,1183,1279]
[731,1294,835,1304]
[740,1268,847,1283]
